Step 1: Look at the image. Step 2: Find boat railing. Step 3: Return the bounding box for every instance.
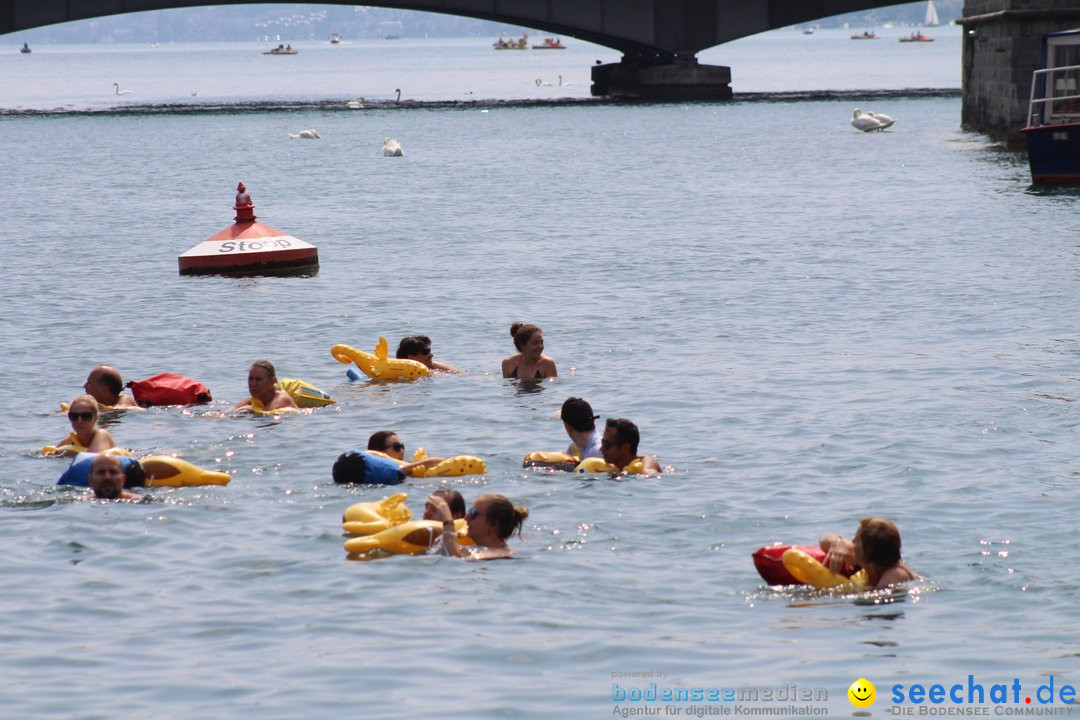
[1027,63,1080,127]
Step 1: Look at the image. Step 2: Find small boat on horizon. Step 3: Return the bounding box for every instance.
[493,33,528,49]
[899,31,934,42]
[1021,27,1080,184]
[532,37,566,49]
[851,31,878,40]
[329,33,341,44]
[264,44,297,55]
[925,0,941,27]
[20,42,30,53]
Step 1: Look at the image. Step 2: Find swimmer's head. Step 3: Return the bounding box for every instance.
[84,366,123,404]
[561,397,598,432]
[510,323,542,352]
[89,454,126,499]
[332,451,367,485]
[855,517,902,568]
[424,489,465,520]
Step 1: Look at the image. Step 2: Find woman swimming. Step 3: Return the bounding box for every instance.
[425,492,528,560]
[501,323,557,379]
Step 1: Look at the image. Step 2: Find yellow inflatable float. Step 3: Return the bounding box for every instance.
[276,377,335,408]
[331,337,430,381]
[344,518,470,555]
[573,456,646,475]
[780,547,869,590]
[60,401,144,413]
[42,435,134,458]
[522,451,579,471]
[365,448,487,478]
[245,398,305,416]
[141,456,232,487]
[341,492,472,555]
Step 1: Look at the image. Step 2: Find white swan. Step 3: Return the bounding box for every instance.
[288,128,321,139]
[867,111,896,129]
[113,83,134,96]
[382,137,403,157]
[536,78,552,87]
[557,75,576,86]
[345,97,365,109]
[394,88,401,103]
[851,107,884,132]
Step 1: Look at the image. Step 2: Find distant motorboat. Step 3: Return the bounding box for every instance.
[264,44,298,55]
[850,31,878,40]
[329,33,341,44]
[899,32,934,42]
[20,42,30,54]
[532,37,566,49]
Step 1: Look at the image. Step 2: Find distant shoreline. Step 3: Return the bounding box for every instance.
[0,88,961,115]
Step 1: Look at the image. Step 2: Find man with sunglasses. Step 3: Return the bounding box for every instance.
[395,335,463,374]
[83,365,139,409]
[600,418,662,476]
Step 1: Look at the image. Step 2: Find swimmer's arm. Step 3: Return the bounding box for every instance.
[399,457,447,474]
[541,357,558,378]
[114,394,140,409]
[820,534,855,573]
[425,495,465,557]
[85,429,116,453]
[432,360,465,374]
[231,398,254,411]
[640,456,663,476]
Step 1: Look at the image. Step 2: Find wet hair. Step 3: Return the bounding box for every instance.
[96,366,124,395]
[510,323,542,352]
[249,359,276,380]
[478,493,529,540]
[69,394,100,417]
[332,451,366,484]
[604,418,640,455]
[367,430,398,452]
[561,397,598,432]
[396,335,432,359]
[856,517,903,568]
[432,489,466,519]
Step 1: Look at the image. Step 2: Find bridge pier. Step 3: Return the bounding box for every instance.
[591,53,732,101]
[960,0,1080,147]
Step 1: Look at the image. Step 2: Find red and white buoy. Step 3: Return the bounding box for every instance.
[178,182,319,275]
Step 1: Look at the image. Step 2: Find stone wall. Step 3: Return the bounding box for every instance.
[961,0,1080,146]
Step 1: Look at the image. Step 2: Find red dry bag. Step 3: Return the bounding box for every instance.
[127,373,212,407]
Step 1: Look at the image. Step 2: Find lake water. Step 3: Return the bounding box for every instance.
[3,24,1079,720]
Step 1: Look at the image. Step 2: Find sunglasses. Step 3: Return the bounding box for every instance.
[386,442,405,452]
[68,411,95,422]
[601,439,622,450]
[466,507,488,521]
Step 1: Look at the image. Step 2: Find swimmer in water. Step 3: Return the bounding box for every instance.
[820,517,919,589]
[88,454,140,500]
[425,492,528,560]
[561,397,602,459]
[422,489,465,521]
[83,365,140,409]
[600,418,662,476]
[50,394,117,455]
[396,336,464,374]
[232,360,298,412]
[502,323,557,379]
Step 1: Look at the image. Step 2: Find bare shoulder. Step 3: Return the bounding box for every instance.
[877,563,919,588]
[641,455,663,475]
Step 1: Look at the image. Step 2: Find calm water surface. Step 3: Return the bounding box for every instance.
[2,26,1079,720]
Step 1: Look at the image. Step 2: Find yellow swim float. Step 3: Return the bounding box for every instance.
[342,492,411,535]
[141,456,231,487]
[573,456,646,475]
[245,398,305,416]
[344,518,471,555]
[276,377,335,408]
[366,448,487,478]
[522,451,579,471]
[331,337,430,381]
[42,434,134,458]
[780,547,869,590]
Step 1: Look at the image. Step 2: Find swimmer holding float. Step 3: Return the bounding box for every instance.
[425,492,528,560]
[820,517,918,589]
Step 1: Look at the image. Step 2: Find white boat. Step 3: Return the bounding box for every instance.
[329,33,341,44]
[925,0,940,27]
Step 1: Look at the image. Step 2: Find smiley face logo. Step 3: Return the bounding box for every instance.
[848,678,876,708]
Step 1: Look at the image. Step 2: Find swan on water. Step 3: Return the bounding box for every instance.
[288,129,321,139]
[536,78,552,87]
[851,107,885,132]
[383,137,403,156]
[394,88,401,103]
[345,97,365,109]
[557,75,576,86]
[113,83,134,95]
[866,111,895,129]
